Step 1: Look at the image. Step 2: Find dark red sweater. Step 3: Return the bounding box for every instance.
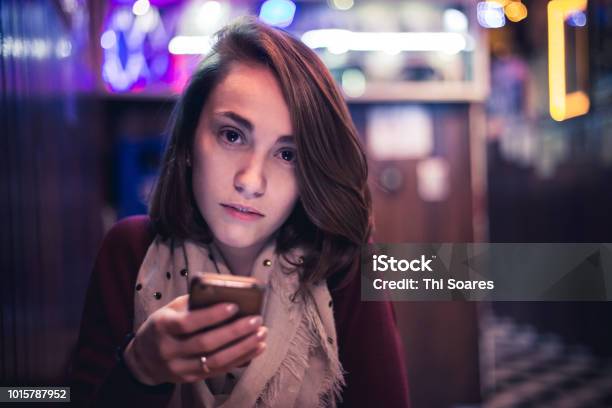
[69,216,410,407]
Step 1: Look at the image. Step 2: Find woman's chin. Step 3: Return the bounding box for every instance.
[214,230,261,250]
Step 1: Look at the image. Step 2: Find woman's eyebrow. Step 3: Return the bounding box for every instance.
[216,111,294,142]
[276,135,295,144]
[216,111,253,132]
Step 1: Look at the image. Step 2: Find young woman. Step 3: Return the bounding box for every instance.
[70,17,410,407]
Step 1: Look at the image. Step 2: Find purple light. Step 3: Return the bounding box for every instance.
[100,30,117,49]
[110,0,181,5]
[101,4,170,92]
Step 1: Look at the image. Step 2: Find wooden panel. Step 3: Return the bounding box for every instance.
[351,103,482,407]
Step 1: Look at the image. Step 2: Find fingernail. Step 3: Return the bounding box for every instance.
[249,316,262,327]
[256,327,267,339]
[226,304,238,314]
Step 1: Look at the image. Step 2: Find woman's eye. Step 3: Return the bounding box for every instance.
[220,129,243,144]
[279,149,296,163]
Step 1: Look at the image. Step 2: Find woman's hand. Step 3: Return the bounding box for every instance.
[123,294,267,385]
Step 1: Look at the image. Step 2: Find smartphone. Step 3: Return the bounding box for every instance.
[188,273,266,320]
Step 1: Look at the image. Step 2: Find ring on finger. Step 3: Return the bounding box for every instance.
[200,356,211,374]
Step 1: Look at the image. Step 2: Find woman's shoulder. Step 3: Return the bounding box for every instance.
[329,253,399,332]
[95,215,156,277]
[105,214,154,243]
[328,262,360,317]
[103,215,155,252]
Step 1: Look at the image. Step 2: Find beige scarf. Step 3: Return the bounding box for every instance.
[134,236,345,407]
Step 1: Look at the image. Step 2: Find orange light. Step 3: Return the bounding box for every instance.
[505,2,528,22]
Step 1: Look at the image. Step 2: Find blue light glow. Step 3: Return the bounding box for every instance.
[259,0,296,28]
[477,1,505,29]
[567,11,586,27]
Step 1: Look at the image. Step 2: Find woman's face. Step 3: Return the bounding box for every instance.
[191,63,299,250]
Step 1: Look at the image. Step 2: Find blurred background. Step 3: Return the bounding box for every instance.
[2,0,612,406]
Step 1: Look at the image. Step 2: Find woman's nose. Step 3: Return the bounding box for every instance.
[234,156,266,198]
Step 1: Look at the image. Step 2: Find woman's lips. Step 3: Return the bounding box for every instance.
[220,204,264,221]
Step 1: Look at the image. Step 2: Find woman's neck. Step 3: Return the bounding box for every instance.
[213,239,267,276]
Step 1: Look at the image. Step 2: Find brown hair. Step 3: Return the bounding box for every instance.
[149,16,371,291]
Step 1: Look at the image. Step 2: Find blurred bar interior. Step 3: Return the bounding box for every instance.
[2,0,612,406]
